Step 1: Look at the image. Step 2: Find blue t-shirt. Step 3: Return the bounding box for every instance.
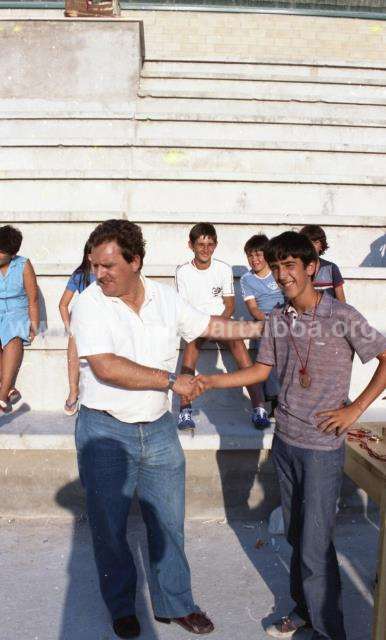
[66,271,96,294]
[240,269,284,314]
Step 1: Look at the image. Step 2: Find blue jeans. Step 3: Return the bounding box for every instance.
[75,405,196,620]
[271,435,346,640]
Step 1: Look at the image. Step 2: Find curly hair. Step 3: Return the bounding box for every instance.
[88,219,146,268]
[0,225,23,255]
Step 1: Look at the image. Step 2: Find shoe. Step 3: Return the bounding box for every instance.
[251,407,271,429]
[155,611,214,634]
[113,615,140,639]
[0,399,12,415]
[265,613,310,638]
[64,396,79,416]
[8,388,22,405]
[178,407,196,431]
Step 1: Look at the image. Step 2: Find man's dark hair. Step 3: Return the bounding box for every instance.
[244,234,269,254]
[88,219,146,268]
[264,231,318,268]
[189,223,217,244]
[299,224,329,255]
[0,225,23,255]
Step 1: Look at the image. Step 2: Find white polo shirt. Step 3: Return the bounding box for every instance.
[71,277,210,423]
[175,258,235,315]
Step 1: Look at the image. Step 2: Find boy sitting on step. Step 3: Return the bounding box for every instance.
[240,234,284,420]
[175,222,267,431]
[300,224,346,301]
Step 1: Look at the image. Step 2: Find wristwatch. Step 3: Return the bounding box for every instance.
[167,372,177,390]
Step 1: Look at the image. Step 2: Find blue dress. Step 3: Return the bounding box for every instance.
[66,270,96,294]
[0,255,30,347]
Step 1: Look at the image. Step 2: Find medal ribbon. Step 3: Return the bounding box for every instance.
[285,294,320,376]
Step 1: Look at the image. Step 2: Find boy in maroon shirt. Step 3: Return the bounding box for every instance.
[195,231,386,640]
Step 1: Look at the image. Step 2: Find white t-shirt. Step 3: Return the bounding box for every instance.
[175,258,235,315]
[71,277,210,423]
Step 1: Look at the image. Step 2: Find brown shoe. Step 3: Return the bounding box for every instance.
[155,612,214,634]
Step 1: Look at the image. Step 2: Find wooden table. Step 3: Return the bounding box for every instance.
[345,430,386,640]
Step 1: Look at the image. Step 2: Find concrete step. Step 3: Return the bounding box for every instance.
[21,271,386,357]
[135,97,386,127]
[0,409,277,519]
[3,119,386,153]
[2,180,386,217]
[0,19,142,118]
[10,221,386,270]
[1,211,385,227]
[8,308,386,413]
[3,147,386,184]
[138,78,386,105]
[142,60,386,85]
[0,408,382,519]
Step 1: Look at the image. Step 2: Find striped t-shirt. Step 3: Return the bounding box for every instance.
[313,258,344,298]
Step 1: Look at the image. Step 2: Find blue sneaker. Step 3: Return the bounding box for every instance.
[252,407,271,430]
[177,407,196,431]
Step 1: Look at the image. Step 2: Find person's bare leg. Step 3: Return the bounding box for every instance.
[66,335,80,407]
[179,338,203,409]
[0,338,23,406]
[226,339,264,408]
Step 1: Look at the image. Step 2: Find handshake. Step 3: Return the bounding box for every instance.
[172,373,213,402]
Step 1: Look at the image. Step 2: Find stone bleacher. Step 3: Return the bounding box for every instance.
[0,16,384,518]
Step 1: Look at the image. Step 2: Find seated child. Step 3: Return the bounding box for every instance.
[300,224,346,301]
[0,225,39,414]
[175,222,267,430]
[240,234,284,417]
[59,241,96,415]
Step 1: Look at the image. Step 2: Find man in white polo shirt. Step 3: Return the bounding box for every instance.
[71,219,263,640]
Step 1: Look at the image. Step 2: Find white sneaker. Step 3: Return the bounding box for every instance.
[177,407,196,431]
[265,613,310,638]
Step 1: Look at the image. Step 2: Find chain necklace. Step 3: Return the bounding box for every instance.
[286,293,321,389]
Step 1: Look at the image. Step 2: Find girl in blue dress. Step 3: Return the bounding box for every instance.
[59,241,96,415]
[0,225,39,414]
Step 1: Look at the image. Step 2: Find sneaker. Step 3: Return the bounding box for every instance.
[251,407,271,429]
[177,407,196,431]
[266,613,310,638]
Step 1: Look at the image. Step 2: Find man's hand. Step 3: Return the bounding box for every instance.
[173,374,198,398]
[316,403,363,436]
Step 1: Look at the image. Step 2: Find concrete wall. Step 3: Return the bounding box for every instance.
[1,9,386,66]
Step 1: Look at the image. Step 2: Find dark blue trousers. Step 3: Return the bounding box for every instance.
[272,435,347,640]
[75,405,196,620]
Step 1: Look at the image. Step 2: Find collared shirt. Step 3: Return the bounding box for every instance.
[240,269,284,314]
[71,277,210,423]
[175,258,234,315]
[257,293,386,451]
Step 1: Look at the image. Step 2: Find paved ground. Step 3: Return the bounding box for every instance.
[0,512,378,640]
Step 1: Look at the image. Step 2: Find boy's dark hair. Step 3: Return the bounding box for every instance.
[0,225,23,255]
[299,224,329,255]
[74,240,93,289]
[88,219,146,268]
[189,223,217,244]
[244,234,269,254]
[264,231,318,268]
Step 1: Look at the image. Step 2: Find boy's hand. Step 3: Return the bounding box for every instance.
[195,374,216,394]
[316,404,363,436]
